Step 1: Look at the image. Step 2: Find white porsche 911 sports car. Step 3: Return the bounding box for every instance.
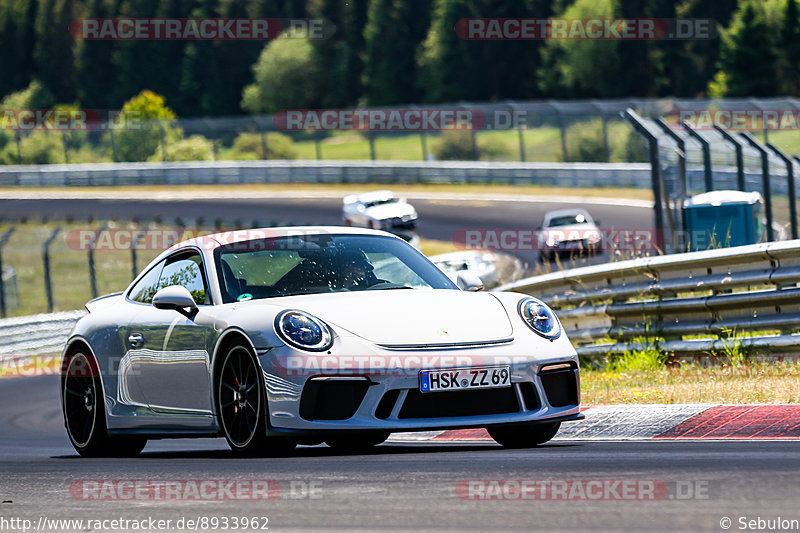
[61,227,582,457]
[342,190,418,229]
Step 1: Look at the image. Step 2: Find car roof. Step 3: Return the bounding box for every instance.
[170,226,400,251]
[543,208,592,219]
[346,190,395,204]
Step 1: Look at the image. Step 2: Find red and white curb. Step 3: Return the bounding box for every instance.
[389,404,800,442]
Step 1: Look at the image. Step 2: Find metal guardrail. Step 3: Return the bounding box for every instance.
[0,160,653,189]
[497,240,800,359]
[0,310,86,356]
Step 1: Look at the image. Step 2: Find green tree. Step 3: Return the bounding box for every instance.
[671,0,738,96]
[241,29,321,114]
[361,0,432,105]
[112,90,181,162]
[709,0,779,97]
[779,0,800,94]
[76,0,118,108]
[419,0,551,103]
[538,0,623,97]
[308,0,369,107]
[34,0,80,101]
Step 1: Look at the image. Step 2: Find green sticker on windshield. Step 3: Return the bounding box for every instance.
[237,293,253,302]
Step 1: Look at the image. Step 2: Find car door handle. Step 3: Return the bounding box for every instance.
[128,333,144,348]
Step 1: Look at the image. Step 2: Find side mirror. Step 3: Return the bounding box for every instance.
[152,285,198,317]
[456,271,484,292]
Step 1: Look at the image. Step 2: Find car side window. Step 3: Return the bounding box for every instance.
[129,260,166,304]
[158,251,209,305]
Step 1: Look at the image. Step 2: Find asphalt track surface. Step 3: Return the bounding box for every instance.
[0,193,654,267]
[1,377,799,532]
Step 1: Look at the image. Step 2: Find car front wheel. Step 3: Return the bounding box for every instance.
[217,343,295,457]
[487,422,561,448]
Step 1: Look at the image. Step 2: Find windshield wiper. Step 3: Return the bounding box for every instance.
[365,284,416,290]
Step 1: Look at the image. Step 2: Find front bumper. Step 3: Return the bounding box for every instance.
[258,343,580,435]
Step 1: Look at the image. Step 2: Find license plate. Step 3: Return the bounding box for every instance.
[419,366,511,393]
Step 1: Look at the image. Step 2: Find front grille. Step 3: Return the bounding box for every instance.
[299,379,369,421]
[398,386,520,419]
[375,389,401,419]
[519,382,540,411]
[539,368,579,407]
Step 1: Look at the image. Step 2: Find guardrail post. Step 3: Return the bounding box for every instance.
[368,131,376,161]
[0,228,16,317]
[591,101,610,162]
[314,131,322,160]
[655,118,688,252]
[739,132,774,242]
[42,227,61,313]
[87,225,107,299]
[158,122,167,161]
[260,131,269,160]
[548,102,568,161]
[623,109,667,252]
[109,126,119,163]
[470,129,478,161]
[766,143,798,240]
[714,126,746,191]
[61,132,70,164]
[681,121,713,192]
[14,131,22,164]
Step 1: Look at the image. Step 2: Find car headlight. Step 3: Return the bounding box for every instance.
[518,297,561,340]
[275,310,333,352]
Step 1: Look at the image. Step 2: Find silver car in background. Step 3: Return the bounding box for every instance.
[430,250,500,288]
[539,208,601,262]
[61,227,581,458]
[342,190,418,229]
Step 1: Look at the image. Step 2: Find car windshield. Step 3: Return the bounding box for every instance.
[364,198,398,208]
[214,234,458,303]
[546,214,591,227]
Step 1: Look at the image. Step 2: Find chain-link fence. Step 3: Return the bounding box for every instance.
[3,98,797,166]
[626,105,800,253]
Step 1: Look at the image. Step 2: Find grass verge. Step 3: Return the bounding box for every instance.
[0,182,654,202]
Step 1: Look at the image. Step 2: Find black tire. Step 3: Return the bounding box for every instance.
[325,432,390,451]
[487,422,561,448]
[62,352,146,457]
[217,343,295,457]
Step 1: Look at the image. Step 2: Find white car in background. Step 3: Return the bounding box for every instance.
[430,250,500,289]
[343,190,418,229]
[540,208,601,262]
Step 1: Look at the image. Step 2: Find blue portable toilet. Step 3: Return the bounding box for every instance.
[683,190,764,250]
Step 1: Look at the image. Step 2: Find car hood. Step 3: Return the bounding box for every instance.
[255,290,513,346]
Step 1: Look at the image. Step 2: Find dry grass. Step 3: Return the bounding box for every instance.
[582,362,800,404]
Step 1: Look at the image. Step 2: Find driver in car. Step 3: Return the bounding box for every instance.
[338,250,375,290]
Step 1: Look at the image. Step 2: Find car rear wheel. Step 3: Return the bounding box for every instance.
[217,343,295,457]
[62,352,146,457]
[487,422,561,448]
[325,432,390,452]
